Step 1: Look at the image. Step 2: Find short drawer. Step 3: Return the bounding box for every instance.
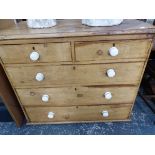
[6,62,144,88]
[25,104,132,123]
[16,86,137,106]
[0,42,71,63]
[75,40,151,62]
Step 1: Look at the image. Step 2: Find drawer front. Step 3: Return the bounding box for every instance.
[75,40,151,62]
[25,104,131,122]
[17,86,137,106]
[6,62,144,88]
[0,42,71,63]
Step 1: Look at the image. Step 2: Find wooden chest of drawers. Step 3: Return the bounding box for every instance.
[0,19,155,124]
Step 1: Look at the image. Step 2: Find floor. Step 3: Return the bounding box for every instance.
[0,95,155,135]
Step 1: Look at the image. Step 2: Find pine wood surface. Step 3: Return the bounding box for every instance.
[25,104,132,123]
[5,62,144,88]
[0,63,24,126]
[75,39,151,62]
[16,86,138,106]
[0,42,71,64]
[0,20,155,40]
[0,19,154,124]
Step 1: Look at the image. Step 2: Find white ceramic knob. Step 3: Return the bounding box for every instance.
[30,51,40,61]
[48,112,55,119]
[106,69,116,78]
[109,47,119,57]
[102,111,109,117]
[104,92,112,100]
[35,73,44,81]
[42,94,49,102]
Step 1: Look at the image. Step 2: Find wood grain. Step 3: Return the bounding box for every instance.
[0,63,24,126]
[0,42,71,64]
[16,86,138,106]
[0,34,153,45]
[5,62,144,88]
[75,39,151,62]
[0,19,154,124]
[0,19,15,29]
[25,104,132,123]
[0,20,155,40]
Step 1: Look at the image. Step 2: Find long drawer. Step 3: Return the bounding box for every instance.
[75,40,151,62]
[25,104,132,123]
[6,62,144,88]
[16,86,137,106]
[0,42,71,63]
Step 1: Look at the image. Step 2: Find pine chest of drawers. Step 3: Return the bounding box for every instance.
[0,19,155,124]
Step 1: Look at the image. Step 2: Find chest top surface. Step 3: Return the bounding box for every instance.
[0,19,155,40]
